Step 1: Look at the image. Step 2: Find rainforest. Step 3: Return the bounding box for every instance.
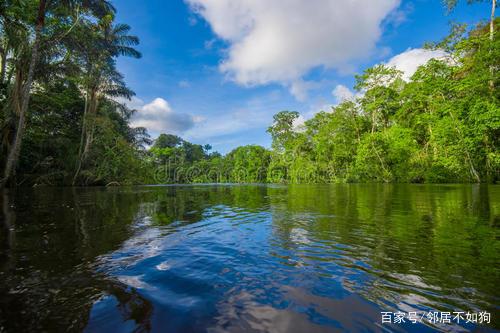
[0,2,498,187]
[1,1,500,333]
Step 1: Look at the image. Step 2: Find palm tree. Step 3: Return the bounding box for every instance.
[0,0,114,187]
[72,17,141,184]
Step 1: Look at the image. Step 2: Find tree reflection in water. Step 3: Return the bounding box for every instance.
[0,184,498,332]
[0,188,155,331]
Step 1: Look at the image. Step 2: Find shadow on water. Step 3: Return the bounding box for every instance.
[0,187,155,332]
[0,184,499,332]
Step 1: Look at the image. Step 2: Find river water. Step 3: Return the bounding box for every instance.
[0,184,498,332]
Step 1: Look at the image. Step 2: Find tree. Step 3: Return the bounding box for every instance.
[153,134,182,149]
[0,0,114,187]
[72,15,141,184]
[226,145,270,182]
[262,21,498,184]
[306,102,367,182]
[0,7,497,187]
[355,65,404,132]
[267,111,300,152]
[182,141,205,163]
[443,0,496,40]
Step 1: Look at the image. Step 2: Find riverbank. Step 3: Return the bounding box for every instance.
[1,19,498,188]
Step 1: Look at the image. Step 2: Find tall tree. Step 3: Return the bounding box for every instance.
[0,0,114,187]
[72,16,141,184]
[267,111,300,152]
[153,134,183,149]
[443,0,496,40]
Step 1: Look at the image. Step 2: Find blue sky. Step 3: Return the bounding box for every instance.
[114,0,492,154]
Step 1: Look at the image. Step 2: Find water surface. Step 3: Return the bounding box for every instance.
[0,184,499,332]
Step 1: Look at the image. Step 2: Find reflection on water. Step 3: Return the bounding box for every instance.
[0,184,499,332]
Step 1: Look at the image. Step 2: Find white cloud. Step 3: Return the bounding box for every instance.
[385,2,413,27]
[332,84,355,103]
[289,80,318,102]
[386,48,448,81]
[183,91,282,141]
[186,0,401,100]
[118,96,145,110]
[184,104,270,141]
[331,84,367,105]
[292,114,307,132]
[328,49,448,106]
[129,98,198,135]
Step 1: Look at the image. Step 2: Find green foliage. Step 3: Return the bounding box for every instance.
[264,21,499,184]
[226,145,270,183]
[267,111,300,152]
[0,0,148,186]
[153,134,182,149]
[353,126,421,182]
[0,4,497,186]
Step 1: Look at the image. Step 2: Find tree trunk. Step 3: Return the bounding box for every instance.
[0,0,46,188]
[489,0,496,92]
[491,0,496,41]
[73,88,99,184]
[83,95,99,158]
[1,69,23,162]
[448,109,481,183]
[72,90,89,185]
[1,190,16,272]
[0,44,6,85]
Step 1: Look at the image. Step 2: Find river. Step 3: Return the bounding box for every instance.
[0,184,498,332]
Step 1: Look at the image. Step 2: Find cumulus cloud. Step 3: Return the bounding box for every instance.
[385,2,413,27]
[331,84,367,105]
[118,96,145,110]
[292,114,307,132]
[184,91,282,141]
[129,98,198,135]
[386,48,448,81]
[184,104,270,141]
[289,80,318,102]
[329,48,448,105]
[332,84,355,103]
[186,0,400,100]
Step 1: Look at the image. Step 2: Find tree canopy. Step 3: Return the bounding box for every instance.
[0,2,498,186]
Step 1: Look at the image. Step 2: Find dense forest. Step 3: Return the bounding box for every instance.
[0,1,498,186]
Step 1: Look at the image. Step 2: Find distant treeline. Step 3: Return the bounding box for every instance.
[0,0,498,186]
[128,19,500,185]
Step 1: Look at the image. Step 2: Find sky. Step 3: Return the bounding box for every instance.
[113,0,492,154]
